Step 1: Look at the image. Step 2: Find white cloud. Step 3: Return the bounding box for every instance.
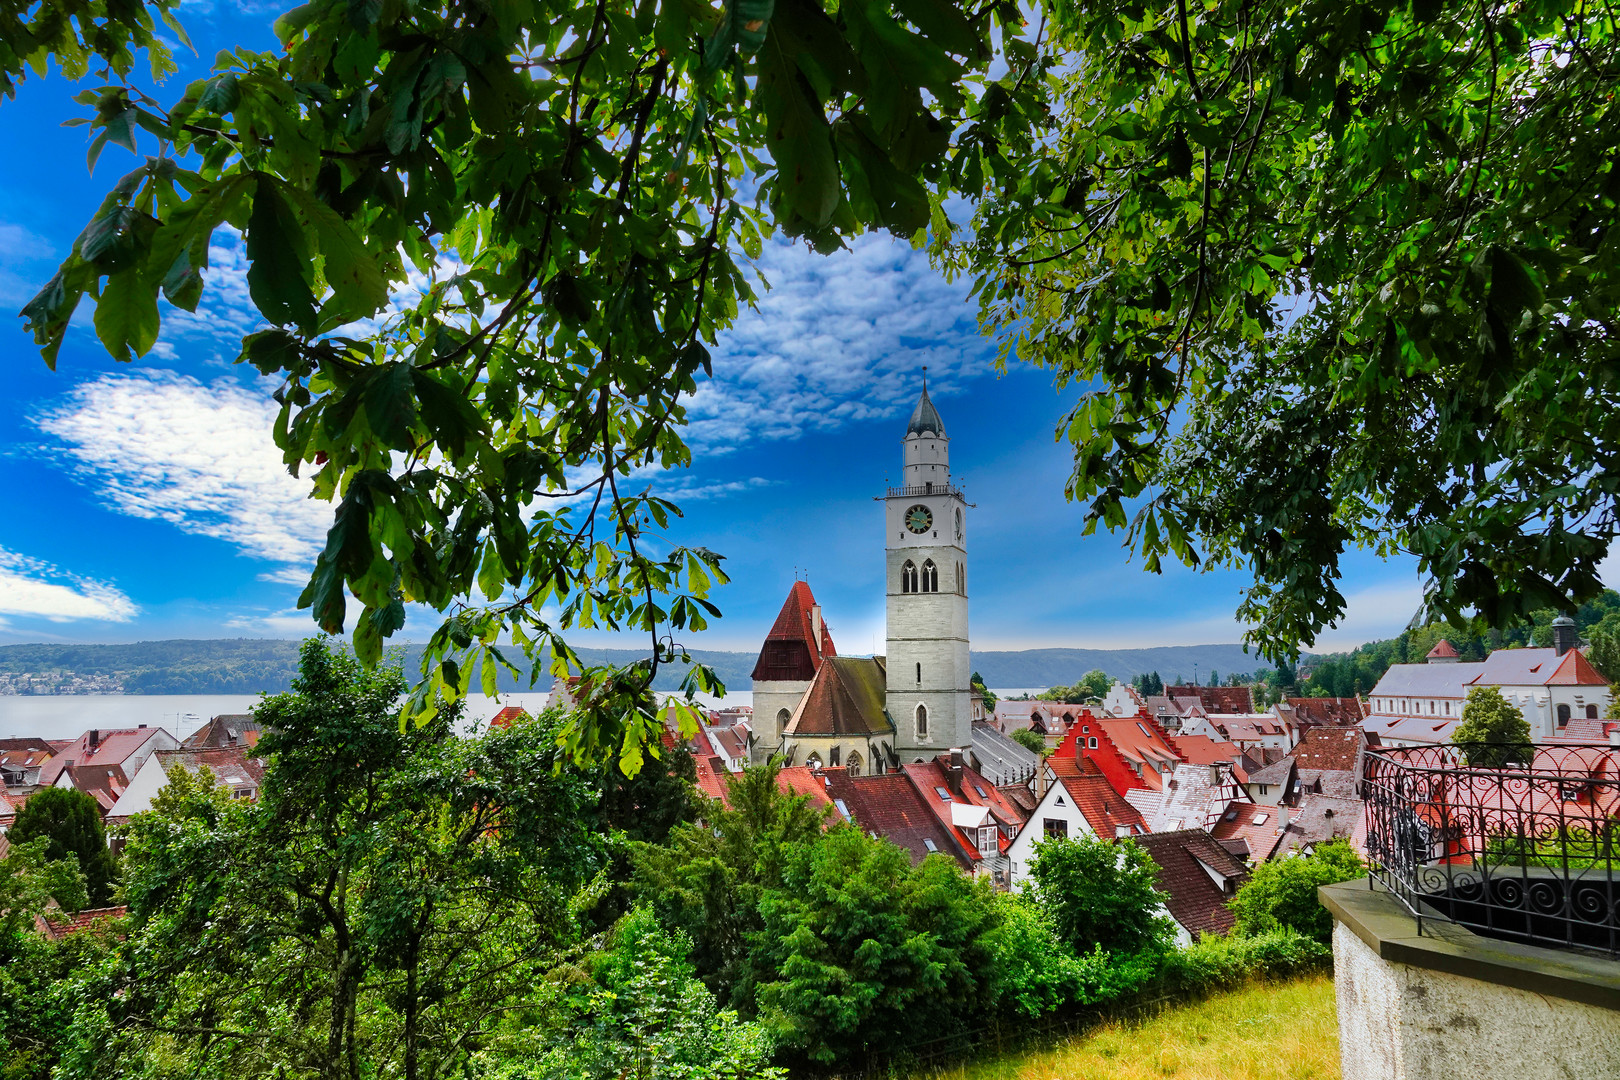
[688,232,992,449]
[0,548,137,622]
[0,221,60,306]
[36,371,330,572]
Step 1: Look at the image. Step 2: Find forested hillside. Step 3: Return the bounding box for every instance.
[0,640,1270,695]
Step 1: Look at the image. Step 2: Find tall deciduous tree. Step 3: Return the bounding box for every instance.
[76,640,607,1080]
[9,788,116,908]
[23,0,1024,770]
[946,0,1620,657]
[1454,685,1533,767]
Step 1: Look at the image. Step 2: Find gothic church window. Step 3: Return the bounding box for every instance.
[807,753,822,768]
[830,746,841,766]
[1558,703,1571,726]
[901,560,918,593]
[921,559,938,592]
[777,708,790,735]
[848,752,863,777]
[916,704,929,739]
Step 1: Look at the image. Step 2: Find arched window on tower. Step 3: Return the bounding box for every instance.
[916,704,929,739]
[777,708,791,736]
[901,560,918,593]
[956,562,965,594]
[922,559,938,592]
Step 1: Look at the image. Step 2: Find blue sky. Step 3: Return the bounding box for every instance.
[0,2,1433,657]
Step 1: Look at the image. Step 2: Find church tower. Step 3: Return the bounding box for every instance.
[884,378,971,760]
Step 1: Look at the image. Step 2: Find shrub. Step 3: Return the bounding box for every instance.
[1025,832,1173,956]
[1010,728,1047,755]
[1160,928,1332,994]
[1230,840,1365,942]
[983,894,1088,1017]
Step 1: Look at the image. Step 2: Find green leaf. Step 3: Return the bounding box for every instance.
[363,361,419,449]
[413,369,486,458]
[245,176,319,333]
[279,184,390,324]
[94,268,160,361]
[197,73,241,114]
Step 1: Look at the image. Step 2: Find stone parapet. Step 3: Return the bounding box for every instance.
[1322,879,1620,1078]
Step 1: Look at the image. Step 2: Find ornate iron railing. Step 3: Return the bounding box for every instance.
[1363,741,1620,954]
[883,483,963,499]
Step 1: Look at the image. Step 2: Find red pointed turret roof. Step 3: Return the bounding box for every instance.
[1547,647,1610,686]
[1426,640,1460,659]
[751,581,837,682]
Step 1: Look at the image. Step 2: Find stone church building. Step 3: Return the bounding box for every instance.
[750,380,974,773]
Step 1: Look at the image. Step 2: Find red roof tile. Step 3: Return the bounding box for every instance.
[751,581,838,682]
[1049,756,1147,838]
[42,728,168,786]
[1548,648,1611,687]
[1426,640,1460,659]
[785,656,891,737]
[1170,734,1244,766]
[820,769,971,868]
[1289,727,1366,772]
[488,706,527,731]
[1165,685,1255,714]
[35,905,127,940]
[1134,830,1249,937]
[1210,801,1285,863]
[1284,697,1366,726]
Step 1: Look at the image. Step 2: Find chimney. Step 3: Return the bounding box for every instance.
[947,748,965,798]
[1035,760,1050,801]
[88,730,99,751]
[809,604,823,647]
[1553,614,1577,656]
[1277,805,1290,834]
[1208,763,1222,787]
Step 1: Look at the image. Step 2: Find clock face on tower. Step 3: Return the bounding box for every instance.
[905,505,934,534]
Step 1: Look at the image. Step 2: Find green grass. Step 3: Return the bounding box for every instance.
[927,976,1339,1080]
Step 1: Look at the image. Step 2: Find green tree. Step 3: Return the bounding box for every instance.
[471,907,782,1080]
[631,761,830,1006]
[9,788,115,909]
[1230,841,1365,943]
[1589,629,1620,687]
[69,639,606,1080]
[1024,833,1171,957]
[750,826,999,1065]
[971,671,997,710]
[1010,728,1047,755]
[981,894,1085,1018]
[25,0,1026,772]
[946,0,1620,657]
[1454,685,1534,767]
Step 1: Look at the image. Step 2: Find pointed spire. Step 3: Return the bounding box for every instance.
[906,371,946,437]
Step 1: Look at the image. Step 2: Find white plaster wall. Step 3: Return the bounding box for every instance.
[902,434,950,486]
[1333,922,1620,1079]
[1006,782,1098,887]
[750,680,810,764]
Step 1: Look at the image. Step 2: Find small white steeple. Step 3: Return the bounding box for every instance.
[902,368,950,489]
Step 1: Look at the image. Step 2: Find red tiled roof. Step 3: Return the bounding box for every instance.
[35,905,127,940]
[1134,829,1249,937]
[751,581,838,682]
[1289,727,1365,772]
[820,769,970,868]
[1210,801,1285,863]
[785,657,891,737]
[1170,734,1244,766]
[1547,648,1611,687]
[42,728,167,786]
[1049,756,1147,837]
[1165,685,1255,714]
[692,755,730,802]
[1284,697,1366,726]
[488,706,527,731]
[1426,640,1460,659]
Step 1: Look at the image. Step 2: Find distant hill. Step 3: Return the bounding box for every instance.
[0,639,1281,696]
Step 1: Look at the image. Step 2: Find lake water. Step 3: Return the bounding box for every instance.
[0,691,755,743]
[0,687,1046,744]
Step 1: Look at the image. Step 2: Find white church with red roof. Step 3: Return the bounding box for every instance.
[749,380,975,773]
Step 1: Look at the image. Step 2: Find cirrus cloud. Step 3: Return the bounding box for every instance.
[35,371,330,573]
[0,548,136,622]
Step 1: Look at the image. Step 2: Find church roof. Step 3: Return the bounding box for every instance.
[905,384,946,437]
[751,581,837,682]
[785,656,893,737]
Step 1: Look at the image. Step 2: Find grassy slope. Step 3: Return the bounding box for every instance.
[941,976,1339,1080]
